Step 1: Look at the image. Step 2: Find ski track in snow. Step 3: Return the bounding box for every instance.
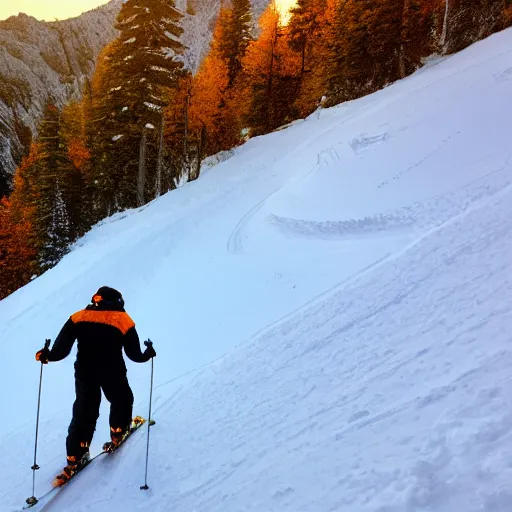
[3,28,512,512]
[152,182,512,512]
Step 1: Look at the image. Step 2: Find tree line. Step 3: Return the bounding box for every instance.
[1,0,510,299]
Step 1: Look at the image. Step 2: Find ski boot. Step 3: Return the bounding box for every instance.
[103,424,130,453]
[102,417,146,453]
[52,450,91,487]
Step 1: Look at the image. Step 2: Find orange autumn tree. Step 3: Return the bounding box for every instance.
[0,196,36,299]
[9,142,41,239]
[241,0,302,135]
[187,7,243,157]
[165,0,252,174]
[67,138,91,172]
[0,143,42,298]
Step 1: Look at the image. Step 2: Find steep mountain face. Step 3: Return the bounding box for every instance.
[0,1,122,196]
[181,0,268,73]
[0,0,268,197]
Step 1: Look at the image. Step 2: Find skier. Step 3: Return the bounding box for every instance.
[35,286,156,485]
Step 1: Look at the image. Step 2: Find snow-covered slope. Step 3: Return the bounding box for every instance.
[2,28,512,512]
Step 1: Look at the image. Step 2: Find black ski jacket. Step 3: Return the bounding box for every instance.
[49,304,150,373]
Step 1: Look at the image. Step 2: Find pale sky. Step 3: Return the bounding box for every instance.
[275,0,297,25]
[0,0,299,24]
[0,0,111,22]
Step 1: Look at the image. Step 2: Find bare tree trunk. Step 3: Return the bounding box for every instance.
[440,0,450,48]
[184,91,190,181]
[190,123,207,182]
[398,0,411,79]
[137,126,147,206]
[266,16,278,132]
[155,113,164,198]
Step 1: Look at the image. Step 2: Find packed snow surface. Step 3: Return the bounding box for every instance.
[2,28,512,512]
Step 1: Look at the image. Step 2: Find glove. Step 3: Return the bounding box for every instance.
[35,347,50,364]
[144,340,156,359]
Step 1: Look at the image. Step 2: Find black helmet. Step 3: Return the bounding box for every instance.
[91,286,125,307]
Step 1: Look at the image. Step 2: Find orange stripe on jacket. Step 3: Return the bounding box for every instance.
[71,310,135,335]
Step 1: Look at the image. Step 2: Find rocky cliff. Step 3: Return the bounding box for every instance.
[0,1,123,195]
[0,0,268,196]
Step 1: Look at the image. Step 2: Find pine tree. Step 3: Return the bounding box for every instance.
[242,1,302,135]
[185,8,241,157]
[5,143,42,290]
[287,0,328,115]
[506,2,512,26]
[323,0,365,103]
[33,103,73,270]
[114,0,185,119]
[288,0,325,73]
[41,183,71,268]
[225,0,253,86]
[164,75,192,189]
[443,0,504,53]
[399,0,441,76]
[366,0,405,84]
[324,0,402,103]
[88,41,127,217]
[89,0,186,211]
[7,103,75,272]
[115,0,186,206]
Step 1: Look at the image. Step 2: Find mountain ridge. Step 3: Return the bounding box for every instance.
[0,1,122,195]
[0,0,269,196]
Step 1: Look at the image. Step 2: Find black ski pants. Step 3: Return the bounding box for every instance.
[66,369,134,458]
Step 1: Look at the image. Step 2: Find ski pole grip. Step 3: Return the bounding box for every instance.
[144,339,153,348]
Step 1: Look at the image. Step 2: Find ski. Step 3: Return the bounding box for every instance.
[23,488,57,510]
[22,416,153,509]
[22,453,101,510]
[22,454,99,510]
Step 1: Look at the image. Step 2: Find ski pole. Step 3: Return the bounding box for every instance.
[26,338,51,508]
[141,340,154,491]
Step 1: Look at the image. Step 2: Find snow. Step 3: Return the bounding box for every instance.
[112,134,123,141]
[143,102,160,112]
[165,30,182,43]
[2,28,512,512]
[151,65,169,73]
